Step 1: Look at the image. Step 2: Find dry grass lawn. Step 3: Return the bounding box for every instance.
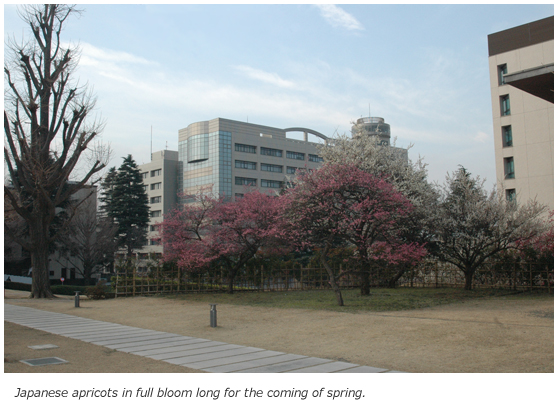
[4,289,553,373]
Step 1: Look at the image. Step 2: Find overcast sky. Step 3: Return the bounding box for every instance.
[3,3,554,188]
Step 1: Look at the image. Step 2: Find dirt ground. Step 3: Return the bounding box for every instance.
[4,289,554,373]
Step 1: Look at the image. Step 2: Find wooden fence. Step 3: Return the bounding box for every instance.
[112,261,553,297]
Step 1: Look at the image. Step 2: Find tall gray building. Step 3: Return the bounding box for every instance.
[178,118,328,200]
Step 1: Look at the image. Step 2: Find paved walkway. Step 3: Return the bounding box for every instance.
[5,304,404,373]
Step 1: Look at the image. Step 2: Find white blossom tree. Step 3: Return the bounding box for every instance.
[433,167,547,290]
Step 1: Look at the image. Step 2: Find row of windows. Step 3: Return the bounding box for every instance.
[235,143,256,154]
[234,177,284,188]
[261,147,282,157]
[150,196,161,204]
[261,163,283,173]
[141,169,162,180]
[234,144,322,162]
[234,160,304,175]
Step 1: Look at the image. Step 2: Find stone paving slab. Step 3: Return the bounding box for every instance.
[334,365,388,373]
[126,338,213,355]
[202,354,308,373]
[285,361,361,373]
[5,303,405,374]
[64,330,163,341]
[146,343,238,360]
[180,350,285,369]
[38,325,136,335]
[158,347,265,366]
[235,356,332,373]
[120,339,228,354]
[93,335,192,347]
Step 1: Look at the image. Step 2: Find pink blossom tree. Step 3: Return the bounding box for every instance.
[283,163,426,304]
[160,190,287,293]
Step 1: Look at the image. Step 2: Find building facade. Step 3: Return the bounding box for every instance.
[178,118,327,200]
[487,16,554,209]
[138,150,181,258]
[351,116,408,161]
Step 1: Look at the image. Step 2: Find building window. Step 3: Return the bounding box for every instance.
[498,64,507,86]
[151,196,162,204]
[235,160,257,170]
[235,143,256,154]
[235,193,244,199]
[506,189,516,203]
[141,172,148,180]
[151,169,161,177]
[308,154,323,162]
[502,125,513,147]
[143,185,149,192]
[286,151,305,161]
[149,239,160,246]
[150,210,161,217]
[261,147,283,157]
[261,179,283,188]
[504,157,515,179]
[151,182,161,190]
[500,95,510,116]
[187,134,209,163]
[235,177,257,186]
[286,166,299,174]
[150,225,158,232]
[261,163,283,173]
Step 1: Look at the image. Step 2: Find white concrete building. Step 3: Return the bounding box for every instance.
[487,16,554,209]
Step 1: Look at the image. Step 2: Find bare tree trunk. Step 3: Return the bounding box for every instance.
[464,267,474,290]
[227,270,235,294]
[360,271,371,296]
[29,225,54,298]
[320,253,343,306]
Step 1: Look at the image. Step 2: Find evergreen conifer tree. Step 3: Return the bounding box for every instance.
[101,156,149,256]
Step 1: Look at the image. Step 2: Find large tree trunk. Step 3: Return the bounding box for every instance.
[227,271,235,294]
[320,253,343,306]
[359,271,371,296]
[464,267,474,290]
[29,224,54,298]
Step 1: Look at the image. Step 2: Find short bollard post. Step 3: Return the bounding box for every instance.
[74,291,80,308]
[209,304,217,327]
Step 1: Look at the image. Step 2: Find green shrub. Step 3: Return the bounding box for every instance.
[50,285,89,296]
[85,284,112,300]
[4,281,32,292]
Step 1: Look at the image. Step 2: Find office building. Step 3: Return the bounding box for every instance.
[487,16,554,209]
[137,150,181,258]
[178,118,328,200]
[351,116,408,160]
